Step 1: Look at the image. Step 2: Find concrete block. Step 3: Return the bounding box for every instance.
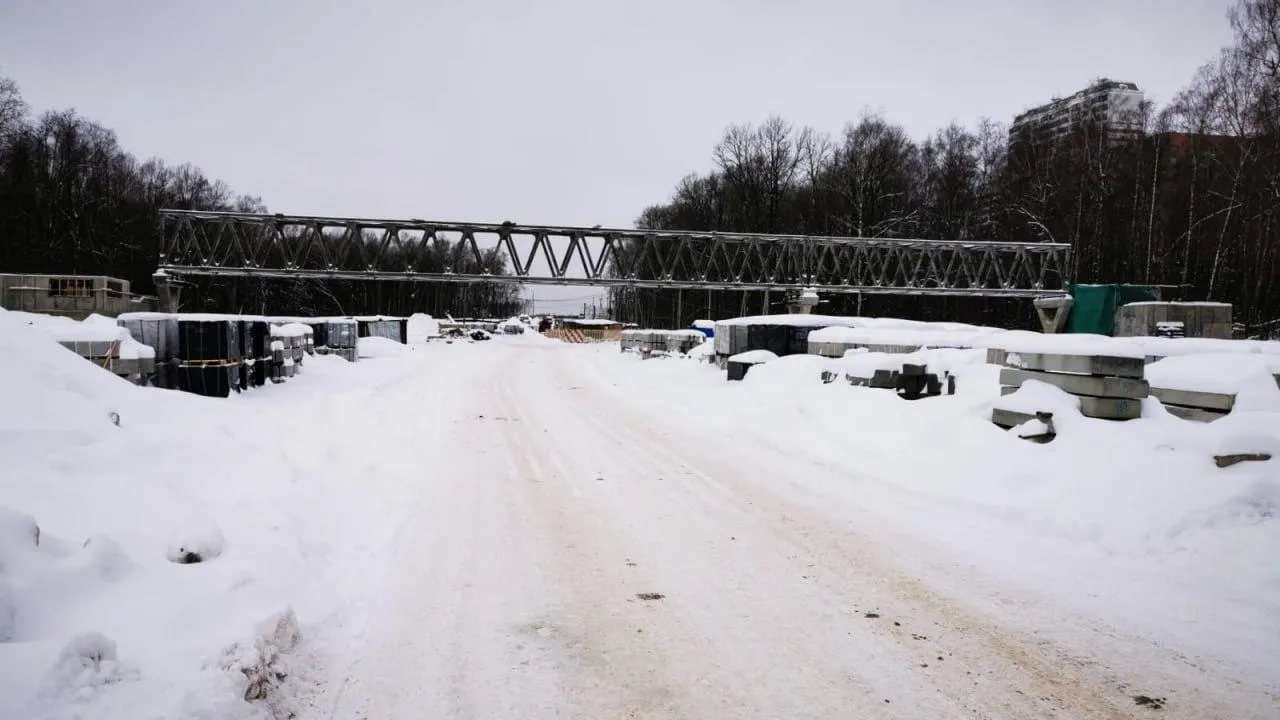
[1079,395,1142,420]
[1164,404,1229,423]
[870,369,898,389]
[991,407,1040,428]
[901,363,927,377]
[1003,351,1145,379]
[986,348,1008,366]
[807,341,847,358]
[865,343,924,354]
[999,367,1149,399]
[1149,386,1234,412]
[1214,453,1270,468]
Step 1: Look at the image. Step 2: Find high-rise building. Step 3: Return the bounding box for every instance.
[1009,79,1145,147]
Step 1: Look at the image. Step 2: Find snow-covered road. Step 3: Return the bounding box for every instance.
[304,342,1273,720]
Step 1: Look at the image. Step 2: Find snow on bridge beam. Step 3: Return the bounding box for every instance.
[157,209,1072,298]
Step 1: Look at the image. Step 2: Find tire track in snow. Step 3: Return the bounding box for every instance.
[309,344,1261,719]
[505,352,967,718]
[548,346,1264,720]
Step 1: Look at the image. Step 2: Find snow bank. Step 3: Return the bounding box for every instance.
[1135,336,1280,358]
[640,329,705,339]
[687,342,716,360]
[809,323,1004,348]
[7,310,156,360]
[1146,354,1280,394]
[831,347,986,379]
[1145,354,1280,414]
[741,354,829,389]
[406,313,441,342]
[575,343,1280,689]
[270,323,311,339]
[716,313,865,328]
[563,318,620,327]
[994,379,1082,415]
[728,349,778,364]
[0,309,476,718]
[357,336,412,358]
[982,331,1280,361]
[989,331,1146,358]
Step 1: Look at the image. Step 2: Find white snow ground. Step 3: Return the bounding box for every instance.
[1,310,1278,719]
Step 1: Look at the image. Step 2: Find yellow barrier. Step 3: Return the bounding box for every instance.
[545,327,622,343]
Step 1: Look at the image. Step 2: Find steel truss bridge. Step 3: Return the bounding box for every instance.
[157,210,1071,298]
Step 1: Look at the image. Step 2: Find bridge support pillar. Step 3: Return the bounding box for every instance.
[1033,295,1074,334]
[153,271,182,313]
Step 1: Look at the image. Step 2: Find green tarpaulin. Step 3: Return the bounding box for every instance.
[1066,284,1159,335]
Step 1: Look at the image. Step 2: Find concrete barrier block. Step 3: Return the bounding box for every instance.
[999,367,1149,399]
[1079,395,1142,420]
[992,407,1039,429]
[1004,351,1145,379]
[1150,386,1234,412]
[1165,404,1230,423]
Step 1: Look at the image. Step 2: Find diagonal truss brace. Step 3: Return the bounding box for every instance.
[157,210,1072,297]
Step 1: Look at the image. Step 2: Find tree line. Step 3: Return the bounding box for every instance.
[0,78,521,318]
[611,0,1280,331]
[4,0,1276,328]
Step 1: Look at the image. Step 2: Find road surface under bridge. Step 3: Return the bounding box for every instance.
[155,209,1071,299]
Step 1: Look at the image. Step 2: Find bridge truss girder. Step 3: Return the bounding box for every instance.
[157,210,1072,298]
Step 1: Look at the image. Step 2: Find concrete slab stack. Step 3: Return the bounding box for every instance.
[996,351,1148,423]
[620,329,706,356]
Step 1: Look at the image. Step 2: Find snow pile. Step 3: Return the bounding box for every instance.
[983,331,1280,361]
[357,336,412,358]
[809,323,1005,349]
[686,341,716,360]
[495,316,534,335]
[165,517,226,564]
[0,308,477,718]
[831,347,986,379]
[994,378,1084,416]
[994,331,1146,358]
[1146,354,1280,412]
[728,349,778,364]
[7,310,156,360]
[406,313,441,342]
[716,313,865,328]
[740,354,829,389]
[1134,336,1280,358]
[270,323,311,339]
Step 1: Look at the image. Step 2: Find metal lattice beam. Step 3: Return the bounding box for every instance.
[157,210,1072,297]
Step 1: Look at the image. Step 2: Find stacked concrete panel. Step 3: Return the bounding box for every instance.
[1148,386,1233,422]
[620,329,706,356]
[996,351,1148,424]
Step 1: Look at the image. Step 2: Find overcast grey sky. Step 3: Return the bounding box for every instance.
[0,0,1236,312]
